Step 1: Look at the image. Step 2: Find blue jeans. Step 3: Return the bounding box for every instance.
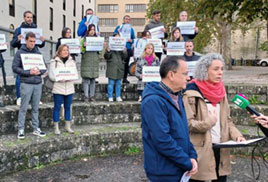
[107,78,122,98]
[53,94,73,122]
[16,75,21,98]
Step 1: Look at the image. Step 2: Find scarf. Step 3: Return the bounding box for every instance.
[191,79,226,106]
[144,55,154,66]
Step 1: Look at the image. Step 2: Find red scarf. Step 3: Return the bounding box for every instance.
[191,79,226,106]
[144,55,154,66]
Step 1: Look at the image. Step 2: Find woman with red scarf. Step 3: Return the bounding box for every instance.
[183,53,246,182]
[135,43,160,102]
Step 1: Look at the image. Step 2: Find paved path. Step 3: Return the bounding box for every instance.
[1,154,268,182]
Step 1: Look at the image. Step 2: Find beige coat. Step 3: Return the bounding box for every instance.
[48,56,77,95]
[183,89,243,181]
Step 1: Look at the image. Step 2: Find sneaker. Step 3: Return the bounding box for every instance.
[39,101,43,105]
[138,96,142,102]
[116,97,123,102]
[89,97,96,102]
[33,128,46,137]
[17,130,25,139]
[16,98,21,106]
[108,98,113,102]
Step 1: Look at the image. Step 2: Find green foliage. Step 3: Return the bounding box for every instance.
[124,146,141,155]
[248,95,260,104]
[260,41,268,53]
[241,129,248,135]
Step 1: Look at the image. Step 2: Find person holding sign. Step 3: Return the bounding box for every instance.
[56,27,78,61]
[176,11,198,41]
[104,33,128,102]
[11,10,45,106]
[144,10,166,61]
[113,15,136,84]
[80,24,100,102]
[182,53,245,182]
[164,27,185,56]
[12,32,47,139]
[77,8,100,37]
[135,43,160,102]
[48,45,77,135]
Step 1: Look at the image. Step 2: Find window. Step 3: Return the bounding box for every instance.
[73,21,76,38]
[63,0,66,10]
[98,4,118,13]
[130,18,146,26]
[73,0,76,16]
[9,0,15,17]
[81,5,84,19]
[125,4,146,13]
[99,18,118,27]
[9,24,15,56]
[101,32,113,40]
[63,15,66,28]
[49,8,53,31]
[50,0,53,2]
[32,0,37,24]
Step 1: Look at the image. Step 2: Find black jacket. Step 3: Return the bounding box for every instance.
[12,45,46,84]
[11,22,45,49]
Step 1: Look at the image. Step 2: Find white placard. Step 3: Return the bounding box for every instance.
[0,34,7,50]
[148,39,162,53]
[60,39,80,54]
[119,24,132,40]
[142,66,161,82]
[53,67,78,81]
[86,37,104,51]
[133,38,148,58]
[176,21,196,35]
[149,26,164,39]
[21,54,46,70]
[186,61,198,77]
[21,28,43,45]
[109,37,126,51]
[167,42,185,56]
[87,15,100,34]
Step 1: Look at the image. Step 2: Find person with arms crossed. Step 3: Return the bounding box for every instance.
[141,56,198,182]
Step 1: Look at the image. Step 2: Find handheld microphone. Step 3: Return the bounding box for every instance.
[232,94,260,116]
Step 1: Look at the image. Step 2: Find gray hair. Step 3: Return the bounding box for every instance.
[194,53,225,81]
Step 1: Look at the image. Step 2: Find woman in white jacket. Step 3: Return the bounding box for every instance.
[49,44,77,134]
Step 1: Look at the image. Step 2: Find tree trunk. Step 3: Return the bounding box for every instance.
[221,21,232,70]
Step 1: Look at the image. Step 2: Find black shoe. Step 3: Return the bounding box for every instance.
[95,80,99,84]
[123,79,130,84]
[0,102,4,107]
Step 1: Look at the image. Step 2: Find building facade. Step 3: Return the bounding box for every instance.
[95,0,149,39]
[0,0,94,77]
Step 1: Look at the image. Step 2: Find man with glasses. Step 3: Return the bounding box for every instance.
[141,56,198,182]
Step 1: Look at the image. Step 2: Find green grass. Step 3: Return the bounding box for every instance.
[124,146,141,155]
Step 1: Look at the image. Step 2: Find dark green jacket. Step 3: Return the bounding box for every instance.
[104,50,127,80]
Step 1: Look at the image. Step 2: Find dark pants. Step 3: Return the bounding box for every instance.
[155,53,162,61]
[16,75,21,98]
[123,49,133,80]
[189,148,227,182]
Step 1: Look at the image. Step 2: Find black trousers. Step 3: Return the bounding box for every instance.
[155,52,162,61]
[123,49,133,80]
[189,148,227,182]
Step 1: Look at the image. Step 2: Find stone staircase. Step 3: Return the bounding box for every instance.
[0,83,267,176]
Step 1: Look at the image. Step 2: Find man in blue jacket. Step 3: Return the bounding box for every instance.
[12,32,46,139]
[77,8,100,37]
[113,15,135,84]
[141,56,198,182]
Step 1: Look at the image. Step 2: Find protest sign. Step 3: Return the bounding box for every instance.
[0,34,7,50]
[167,42,185,56]
[86,37,104,51]
[21,54,46,70]
[142,66,161,82]
[148,39,162,53]
[61,39,80,54]
[176,21,196,35]
[21,28,43,45]
[53,67,78,81]
[109,37,126,51]
[149,26,164,39]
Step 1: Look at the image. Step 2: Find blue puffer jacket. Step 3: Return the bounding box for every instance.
[141,82,197,182]
[77,17,100,37]
[12,45,46,84]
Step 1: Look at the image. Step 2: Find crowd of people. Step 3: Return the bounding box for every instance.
[0,7,267,182]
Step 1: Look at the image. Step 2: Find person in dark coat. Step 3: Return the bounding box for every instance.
[11,10,45,106]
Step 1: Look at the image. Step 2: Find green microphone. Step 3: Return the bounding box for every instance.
[232,94,260,116]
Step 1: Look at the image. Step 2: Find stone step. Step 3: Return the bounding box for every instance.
[0,122,265,176]
[0,122,142,176]
[0,101,141,135]
[1,83,268,105]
